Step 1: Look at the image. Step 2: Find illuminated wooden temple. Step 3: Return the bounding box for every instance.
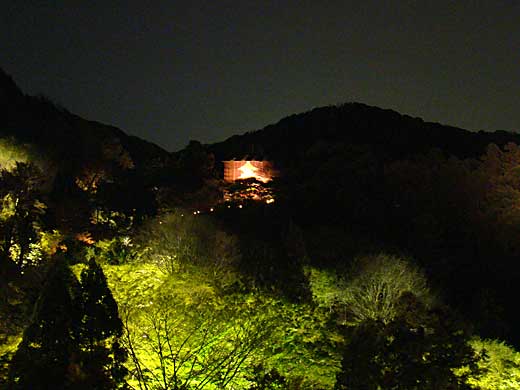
[223,160,274,183]
[222,160,276,203]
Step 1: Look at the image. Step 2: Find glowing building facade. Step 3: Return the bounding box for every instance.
[223,160,274,183]
[222,160,276,203]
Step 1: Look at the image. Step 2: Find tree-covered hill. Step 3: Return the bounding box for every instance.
[3,68,520,389]
[206,101,520,350]
[0,68,181,234]
[209,102,519,166]
[0,66,176,210]
[1,67,171,170]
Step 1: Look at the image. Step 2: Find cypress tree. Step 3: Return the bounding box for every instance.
[77,258,128,389]
[8,258,82,389]
[8,258,128,389]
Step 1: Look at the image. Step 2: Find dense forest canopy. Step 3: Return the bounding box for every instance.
[2,68,520,389]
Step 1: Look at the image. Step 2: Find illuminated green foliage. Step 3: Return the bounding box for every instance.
[341,254,431,325]
[246,364,287,389]
[457,338,520,389]
[90,209,133,231]
[0,334,22,387]
[136,211,215,275]
[0,137,31,171]
[38,229,64,256]
[307,266,346,310]
[110,260,256,389]
[101,263,165,310]
[104,210,341,388]
[308,254,432,326]
[123,292,274,389]
[85,236,139,265]
[120,285,340,389]
[259,298,342,388]
[0,162,47,268]
[100,251,340,389]
[0,270,29,386]
[135,211,240,284]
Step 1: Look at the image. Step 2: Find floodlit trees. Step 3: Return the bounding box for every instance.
[461,338,520,389]
[137,211,209,274]
[309,254,432,325]
[116,271,340,390]
[0,137,32,171]
[5,190,519,390]
[340,254,432,325]
[135,211,239,279]
[123,293,273,390]
[0,162,46,268]
[105,212,340,389]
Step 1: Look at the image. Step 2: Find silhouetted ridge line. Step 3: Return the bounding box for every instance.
[209,102,520,165]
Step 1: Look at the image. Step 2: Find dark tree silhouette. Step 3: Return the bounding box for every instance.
[8,258,127,389]
[335,294,479,390]
[7,258,82,389]
[77,258,128,389]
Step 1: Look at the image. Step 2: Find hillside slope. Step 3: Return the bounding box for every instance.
[209,102,519,167]
[0,68,171,172]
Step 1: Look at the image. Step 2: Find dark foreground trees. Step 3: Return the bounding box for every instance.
[334,255,479,390]
[335,298,478,390]
[7,258,81,389]
[7,257,127,389]
[77,258,128,389]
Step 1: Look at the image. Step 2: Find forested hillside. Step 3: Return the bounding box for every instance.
[1,69,520,389]
[209,102,520,163]
[210,104,520,348]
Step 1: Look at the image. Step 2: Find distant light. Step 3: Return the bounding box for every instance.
[210,208,214,212]
[193,211,197,215]
[266,199,275,204]
[238,204,243,209]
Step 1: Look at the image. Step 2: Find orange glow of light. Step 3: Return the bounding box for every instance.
[76,232,95,245]
[237,161,270,182]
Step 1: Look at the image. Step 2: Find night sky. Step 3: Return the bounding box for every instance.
[2,1,519,152]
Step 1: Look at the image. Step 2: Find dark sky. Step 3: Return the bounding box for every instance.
[2,1,519,152]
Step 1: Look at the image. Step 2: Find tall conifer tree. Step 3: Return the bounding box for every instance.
[8,258,128,389]
[7,258,82,389]
[77,258,128,389]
